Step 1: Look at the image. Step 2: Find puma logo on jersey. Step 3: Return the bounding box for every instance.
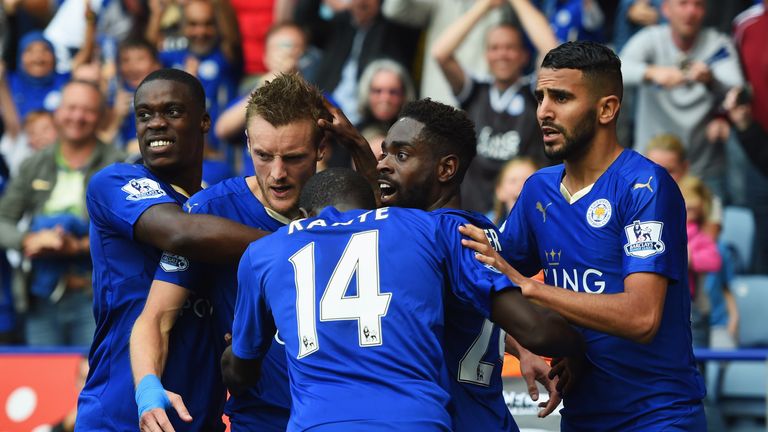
[536,201,553,222]
[632,176,653,193]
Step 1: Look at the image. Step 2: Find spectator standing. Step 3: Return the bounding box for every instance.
[487,157,538,225]
[294,0,419,126]
[0,80,124,346]
[432,0,555,213]
[382,0,503,105]
[620,0,743,197]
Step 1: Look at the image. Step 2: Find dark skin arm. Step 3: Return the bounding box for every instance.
[490,288,585,359]
[221,345,261,397]
[134,203,268,263]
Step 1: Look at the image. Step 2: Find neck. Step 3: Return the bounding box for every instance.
[152,164,202,197]
[671,30,697,52]
[562,130,623,193]
[59,139,97,170]
[427,188,462,211]
[493,76,519,92]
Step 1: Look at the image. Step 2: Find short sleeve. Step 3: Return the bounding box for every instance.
[86,165,178,240]
[436,214,516,318]
[232,245,276,360]
[620,168,686,281]
[152,252,208,294]
[498,184,542,277]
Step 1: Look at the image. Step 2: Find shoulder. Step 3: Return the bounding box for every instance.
[187,177,243,210]
[17,145,56,173]
[612,151,680,207]
[96,141,126,164]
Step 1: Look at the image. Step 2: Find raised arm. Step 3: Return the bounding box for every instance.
[431,0,502,95]
[0,61,20,139]
[508,0,557,64]
[134,203,268,263]
[212,0,241,65]
[130,280,194,429]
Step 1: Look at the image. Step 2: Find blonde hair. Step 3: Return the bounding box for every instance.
[645,133,687,162]
[679,175,712,225]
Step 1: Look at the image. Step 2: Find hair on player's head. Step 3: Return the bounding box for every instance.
[541,41,623,101]
[299,168,376,214]
[400,98,476,183]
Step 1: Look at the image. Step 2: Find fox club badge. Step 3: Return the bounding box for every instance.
[586,199,612,228]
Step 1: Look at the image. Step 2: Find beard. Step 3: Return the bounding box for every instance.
[543,108,597,161]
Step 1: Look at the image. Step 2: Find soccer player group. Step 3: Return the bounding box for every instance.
[75,41,706,432]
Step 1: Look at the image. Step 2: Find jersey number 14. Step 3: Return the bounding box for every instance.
[289,230,392,358]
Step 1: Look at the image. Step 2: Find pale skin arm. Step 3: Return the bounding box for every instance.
[213,96,248,141]
[508,0,558,65]
[460,224,667,344]
[212,0,241,65]
[431,0,502,95]
[0,61,21,138]
[130,280,194,431]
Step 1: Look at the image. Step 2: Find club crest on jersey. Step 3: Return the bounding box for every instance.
[159,252,189,272]
[122,177,166,201]
[623,220,665,258]
[586,199,611,228]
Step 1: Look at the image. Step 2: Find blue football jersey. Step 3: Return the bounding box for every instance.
[500,150,706,431]
[77,163,223,432]
[154,176,290,431]
[434,209,518,432]
[232,207,516,431]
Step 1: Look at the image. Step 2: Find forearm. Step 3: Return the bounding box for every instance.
[130,314,170,387]
[221,346,261,396]
[212,0,241,64]
[213,97,248,141]
[135,204,269,263]
[520,279,657,343]
[0,78,20,138]
[736,122,768,177]
[509,0,557,55]
[431,1,489,64]
[70,10,97,70]
[347,140,381,207]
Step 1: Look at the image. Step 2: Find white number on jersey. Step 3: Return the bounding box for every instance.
[290,230,392,358]
[458,319,505,386]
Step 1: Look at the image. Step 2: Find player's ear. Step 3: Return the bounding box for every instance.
[316,139,326,162]
[597,95,620,125]
[437,154,459,183]
[201,113,211,133]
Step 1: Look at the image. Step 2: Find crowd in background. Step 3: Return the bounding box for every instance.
[0,0,765,363]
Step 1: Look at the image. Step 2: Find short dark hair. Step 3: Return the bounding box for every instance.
[117,38,159,63]
[136,68,206,111]
[400,99,477,183]
[541,41,623,101]
[299,168,376,213]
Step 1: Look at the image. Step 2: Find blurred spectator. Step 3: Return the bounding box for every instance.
[215,23,308,176]
[152,0,240,150]
[3,32,70,121]
[0,153,19,344]
[295,0,419,125]
[0,81,123,346]
[621,0,743,198]
[679,175,722,348]
[614,0,664,53]
[1,0,54,71]
[645,133,721,237]
[540,0,605,42]
[356,58,415,130]
[230,0,295,77]
[487,156,538,226]
[382,0,503,105]
[432,0,554,213]
[42,0,100,73]
[1,110,58,176]
[730,1,768,273]
[704,242,739,348]
[703,0,755,34]
[100,38,161,153]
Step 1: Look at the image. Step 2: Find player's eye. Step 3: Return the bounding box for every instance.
[255,151,271,161]
[167,108,182,117]
[136,111,151,121]
[396,151,408,161]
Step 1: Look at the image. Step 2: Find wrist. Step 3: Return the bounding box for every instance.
[135,374,170,417]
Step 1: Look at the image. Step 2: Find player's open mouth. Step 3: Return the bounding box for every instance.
[271,185,292,198]
[379,181,396,202]
[541,127,561,143]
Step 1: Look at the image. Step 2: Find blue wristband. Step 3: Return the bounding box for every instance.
[135,374,171,418]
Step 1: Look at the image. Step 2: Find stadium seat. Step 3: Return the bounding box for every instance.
[720,206,755,274]
[711,275,768,428]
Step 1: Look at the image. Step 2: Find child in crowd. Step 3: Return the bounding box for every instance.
[680,175,722,348]
[487,157,538,226]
